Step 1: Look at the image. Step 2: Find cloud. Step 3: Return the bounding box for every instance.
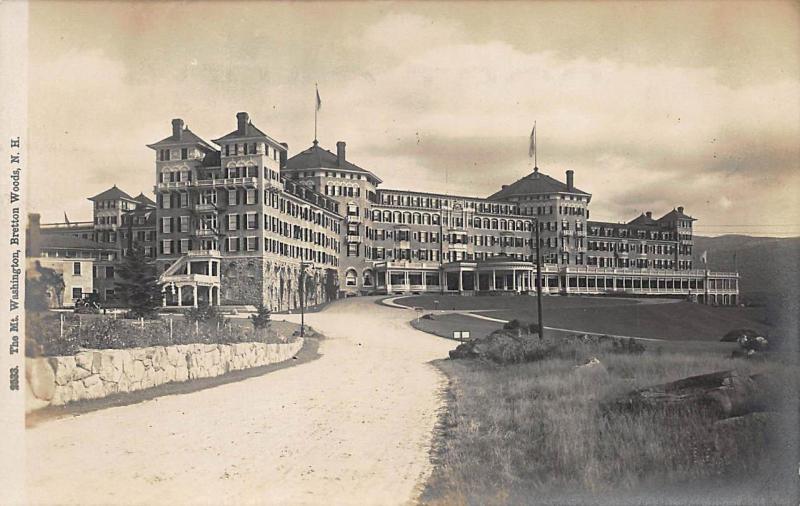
[27,5,800,236]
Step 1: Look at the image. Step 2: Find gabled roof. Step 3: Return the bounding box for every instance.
[658,208,696,222]
[285,142,383,184]
[147,127,218,151]
[628,213,658,226]
[488,169,590,200]
[88,185,134,202]
[212,121,285,149]
[133,193,156,207]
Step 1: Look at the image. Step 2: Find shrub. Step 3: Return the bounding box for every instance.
[503,319,522,330]
[184,303,222,324]
[250,303,272,330]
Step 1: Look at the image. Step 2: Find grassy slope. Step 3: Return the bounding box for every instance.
[401,295,773,341]
[423,352,799,506]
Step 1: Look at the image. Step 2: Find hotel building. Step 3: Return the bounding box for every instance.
[35,111,739,308]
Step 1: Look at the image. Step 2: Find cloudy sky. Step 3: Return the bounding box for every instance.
[28,1,800,236]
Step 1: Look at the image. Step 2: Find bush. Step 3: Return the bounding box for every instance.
[250,303,272,330]
[184,303,222,324]
[502,319,522,330]
[25,311,292,357]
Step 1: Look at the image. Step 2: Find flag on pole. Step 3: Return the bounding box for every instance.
[528,122,536,158]
[64,212,70,225]
[700,250,708,264]
[315,85,322,112]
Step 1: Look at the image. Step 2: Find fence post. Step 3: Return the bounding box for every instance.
[60,313,64,338]
[78,315,81,339]
[195,320,199,335]
[170,318,173,340]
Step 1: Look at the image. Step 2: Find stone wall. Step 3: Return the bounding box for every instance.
[221,256,330,312]
[25,338,304,413]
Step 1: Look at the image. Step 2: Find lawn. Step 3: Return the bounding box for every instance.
[399,294,773,342]
[422,351,798,505]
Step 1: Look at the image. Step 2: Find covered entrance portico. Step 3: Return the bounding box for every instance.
[160,250,222,307]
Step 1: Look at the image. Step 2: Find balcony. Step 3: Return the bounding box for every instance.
[195,177,258,189]
[346,234,360,243]
[156,180,192,191]
[561,229,573,237]
[346,214,362,224]
[192,229,219,237]
[193,202,220,213]
[187,249,221,258]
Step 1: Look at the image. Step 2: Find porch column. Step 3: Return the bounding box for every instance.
[458,270,463,292]
[176,286,183,307]
[162,289,167,307]
[386,270,392,292]
[492,270,497,290]
[192,286,198,308]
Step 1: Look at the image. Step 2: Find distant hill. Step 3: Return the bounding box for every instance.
[692,235,800,299]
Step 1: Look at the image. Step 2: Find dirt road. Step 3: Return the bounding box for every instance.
[26,297,455,505]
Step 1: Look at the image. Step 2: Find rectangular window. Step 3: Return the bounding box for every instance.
[228,214,238,231]
[227,237,239,252]
[73,262,81,275]
[105,266,114,278]
[162,240,172,255]
[162,193,171,209]
[162,217,172,234]
[180,192,189,207]
[180,239,190,253]
[246,189,257,205]
[246,236,258,251]
[228,189,238,206]
[72,287,82,300]
[246,213,257,230]
[179,216,189,233]
[181,148,188,160]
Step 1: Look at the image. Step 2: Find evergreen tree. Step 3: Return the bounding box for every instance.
[116,246,163,318]
[250,303,272,337]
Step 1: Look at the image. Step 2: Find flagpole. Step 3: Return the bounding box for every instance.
[534,120,537,169]
[314,83,318,143]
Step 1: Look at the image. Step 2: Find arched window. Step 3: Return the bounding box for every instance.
[363,269,374,287]
[345,269,358,287]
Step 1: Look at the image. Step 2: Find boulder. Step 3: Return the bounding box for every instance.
[26,358,56,401]
[49,356,76,386]
[573,357,608,376]
[607,370,767,419]
[74,351,94,371]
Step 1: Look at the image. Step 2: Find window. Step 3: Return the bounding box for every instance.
[228,214,239,231]
[73,262,81,275]
[246,236,258,251]
[246,189,257,205]
[162,193,171,209]
[72,287,82,300]
[246,213,257,230]
[162,240,172,255]
[180,239,190,253]
[162,217,172,234]
[181,148,188,160]
[180,192,189,207]
[345,269,358,286]
[227,237,240,252]
[179,216,189,233]
[228,189,238,206]
[105,266,114,278]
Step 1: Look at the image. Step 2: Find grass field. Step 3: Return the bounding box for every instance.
[399,294,774,342]
[422,351,799,506]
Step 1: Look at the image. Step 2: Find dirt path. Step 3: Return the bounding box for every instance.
[26,297,455,505]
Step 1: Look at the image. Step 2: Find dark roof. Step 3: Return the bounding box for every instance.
[201,150,221,167]
[133,193,156,207]
[488,169,590,200]
[285,142,383,183]
[88,185,134,202]
[658,208,696,222]
[627,213,658,226]
[39,235,113,251]
[147,127,218,151]
[212,121,284,148]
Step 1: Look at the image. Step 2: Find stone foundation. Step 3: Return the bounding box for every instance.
[25,338,304,412]
[221,256,330,311]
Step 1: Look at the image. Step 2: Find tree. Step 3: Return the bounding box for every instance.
[26,260,64,310]
[250,303,271,337]
[115,246,163,318]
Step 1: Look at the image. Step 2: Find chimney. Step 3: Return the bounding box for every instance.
[27,213,41,257]
[646,211,652,219]
[171,119,184,140]
[336,141,346,168]
[566,170,574,191]
[677,206,684,214]
[279,142,288,169]
[236,112,249,136]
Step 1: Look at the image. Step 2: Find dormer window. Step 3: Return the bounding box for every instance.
[181,148,188,160]
[225,144,230,157]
